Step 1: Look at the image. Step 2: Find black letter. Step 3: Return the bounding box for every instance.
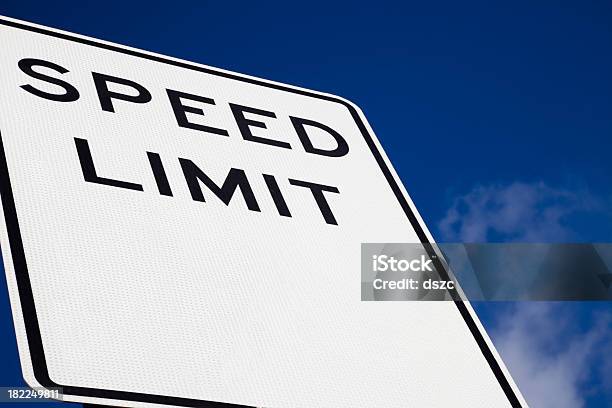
[75,138,143,191]
[147,152,173,196]
[179,159,260,212]
[290,116,349,157]
[288,179,339,225]
[18,58,79,102]
[229,103,291,149]
[167,89,228,136]
[263,174,291,217]
[92,72,152,113]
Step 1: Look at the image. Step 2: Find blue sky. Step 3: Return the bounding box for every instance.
[0,1,611,407]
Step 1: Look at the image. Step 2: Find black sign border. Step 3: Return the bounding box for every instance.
[0,16,522,408]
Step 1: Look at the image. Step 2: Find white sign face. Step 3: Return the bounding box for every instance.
[0,16,524,408]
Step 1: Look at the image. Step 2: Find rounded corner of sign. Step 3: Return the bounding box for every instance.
[24,369,73,403]
[325,93,367,116]
[22,361,62,391]
[20,368,45,390]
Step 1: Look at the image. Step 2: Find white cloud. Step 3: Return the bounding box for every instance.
[436,181,612,407]
[438,181,600,242]
[490,303,611,408]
